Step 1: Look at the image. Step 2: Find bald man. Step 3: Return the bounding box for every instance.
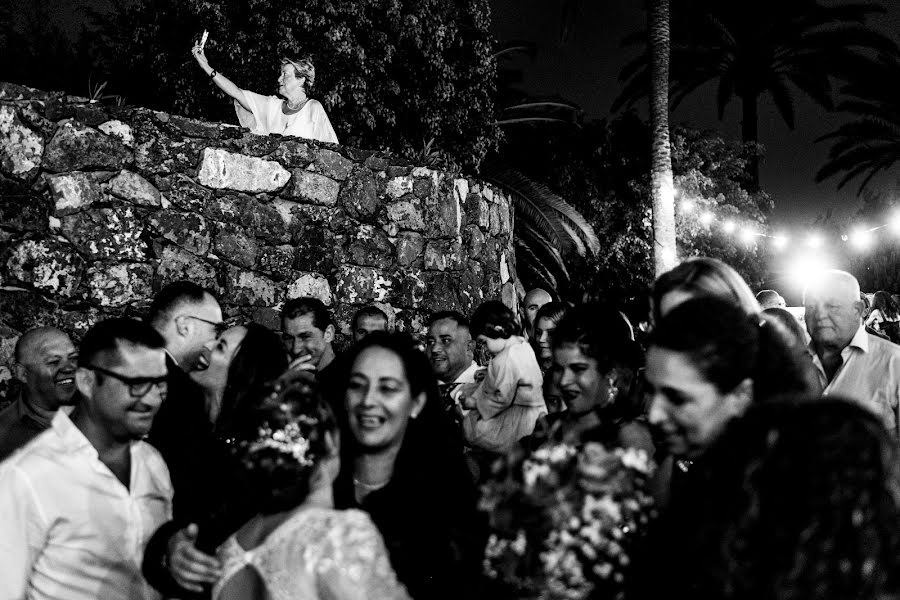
[804,270,900,438]
[523,288,552,338]
[0,326,79,460]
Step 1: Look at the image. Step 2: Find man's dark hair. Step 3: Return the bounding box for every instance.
[426,310,470,330]
[79,318,166,368]
[281,297,333,332]
[147,281,209,327]
[352,305,388,332]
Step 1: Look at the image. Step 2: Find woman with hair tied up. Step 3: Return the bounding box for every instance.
[191,35,338,143]
[866,290,900,343]
[631,296,820,600]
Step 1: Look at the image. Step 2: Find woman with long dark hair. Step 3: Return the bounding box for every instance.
[865,290,900,342]
[334,332,486,600]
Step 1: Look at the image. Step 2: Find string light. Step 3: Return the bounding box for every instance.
[680,199,695,213]
[849,227,875,251]
[772,235,789,250]
[806,233,823,249]
[739,228,757,244]
[700,211,714,226]
[722,220,736,234]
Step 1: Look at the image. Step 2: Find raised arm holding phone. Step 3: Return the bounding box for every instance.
[191,32,338,143]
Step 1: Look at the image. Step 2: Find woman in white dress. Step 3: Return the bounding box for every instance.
[213,371,409,600]
[191,37,338,143]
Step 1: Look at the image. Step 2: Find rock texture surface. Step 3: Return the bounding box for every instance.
[0,82,517,397]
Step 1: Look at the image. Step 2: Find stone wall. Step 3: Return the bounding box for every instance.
[0,82,518,388]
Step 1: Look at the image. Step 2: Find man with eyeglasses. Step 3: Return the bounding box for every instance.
[0,318,173,600]
[0,326,79,460]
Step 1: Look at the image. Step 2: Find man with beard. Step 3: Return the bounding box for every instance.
[0,327,79,460]
[0,318,172,600]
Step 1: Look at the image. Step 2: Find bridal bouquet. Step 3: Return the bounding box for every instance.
[480,441,656,600]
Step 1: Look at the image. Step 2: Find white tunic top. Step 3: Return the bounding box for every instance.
[0,411,173,600]
[235,91,339,143]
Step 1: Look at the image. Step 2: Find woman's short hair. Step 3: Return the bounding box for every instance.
[652,257,760,324]
[470,300,520,339]
[217,322,289,436]
[231,371,337,514]
[694,399,900,600]
[650,297,811,401]
[534,301,569,328]
[281,56,316,92]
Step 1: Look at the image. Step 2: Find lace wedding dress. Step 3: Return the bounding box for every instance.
[212,507,410,600]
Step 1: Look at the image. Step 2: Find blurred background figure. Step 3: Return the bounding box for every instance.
[522,288,552,339]
[755,289,786,310]
[351,306,389,344]
[865,290,900,343]
[530,301,569,374]
[0,326,79,460]
[652,257,761,324]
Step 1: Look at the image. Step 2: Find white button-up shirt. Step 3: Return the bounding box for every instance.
[809,324,900,437]
[0,411,173,600]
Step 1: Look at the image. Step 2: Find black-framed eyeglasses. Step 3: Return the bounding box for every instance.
[180,314,227,336]
[86,365,169,398]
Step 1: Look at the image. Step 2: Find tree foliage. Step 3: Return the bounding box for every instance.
[816,53,900,194]
[614,0,896,184]
[500,113,770,302]
[96,0,498,168]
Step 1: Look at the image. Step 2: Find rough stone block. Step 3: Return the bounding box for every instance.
[384,200,425,232]
[422,272,462,312]
[271,140,315,167]
[60,206,146,260]
[214,226,259,269]
[390,269,427,307]
[257,245,294,280]
[385,176,413,199]
[424,186,462,238]
[311,149,354,181]
[197,147,291,193]
[464,225,485,259]
[289,169,340,206]
[424,238,465,272]
[395,232,424,267]
[155,244,219,290]
[0,181,49,233]
[286,273,333,305]
[98,120,134,147]
[43,119,131,172]
[6,239,84,297]
[148,210,211,256]
[205,193,289,243]
[489,203,501,236]
[335,266,394,304]
[86,263,153,307]
[0,105,43,179]
[497,194,512,234]
[157,173,214,213]
[339,167,380,222]
[107,170,162,206]
[47,172,101,215]
[224,266,280,306]
[0,288,59,332]
[347,225,393,269]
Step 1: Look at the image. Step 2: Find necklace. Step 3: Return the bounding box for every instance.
[353,477,390,491]
[283,97,309,115]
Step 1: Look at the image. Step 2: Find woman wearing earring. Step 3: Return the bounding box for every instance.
[335,332,486,600]
[191,37,338,143]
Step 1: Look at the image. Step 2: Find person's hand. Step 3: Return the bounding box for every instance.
[166,523,222,592]
[474,367,487,384]
[191,41,209,69]
[288,353,316,372]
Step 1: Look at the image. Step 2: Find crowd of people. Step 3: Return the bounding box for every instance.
[4,257,900,599]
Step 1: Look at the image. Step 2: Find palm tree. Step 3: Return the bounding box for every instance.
[649,0,676,276]
[615,0,896,187]
[816,53,900,193]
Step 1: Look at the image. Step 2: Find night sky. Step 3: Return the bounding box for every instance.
[18,0,900,230]
[491,0,900,229]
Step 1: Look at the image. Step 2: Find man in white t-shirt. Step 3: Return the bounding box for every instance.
[0,318,173,600]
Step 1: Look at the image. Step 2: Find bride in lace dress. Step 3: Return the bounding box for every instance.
[212,371,410,600]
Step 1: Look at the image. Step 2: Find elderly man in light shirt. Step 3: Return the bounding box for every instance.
[804,270,900,436]
[0,318,173,600]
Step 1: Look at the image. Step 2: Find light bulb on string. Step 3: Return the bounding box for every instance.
[806,233,823,249]
[849,226,874,251]
[889,210,900,235]
[739,227,756,245]
[681,199,695,213]
[700,211,714,226]
[772,235,789,251]
[722,220,736,234]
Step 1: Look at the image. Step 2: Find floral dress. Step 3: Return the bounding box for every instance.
[213,508,410,600]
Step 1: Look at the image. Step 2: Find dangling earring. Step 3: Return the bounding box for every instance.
[605,374,618,406]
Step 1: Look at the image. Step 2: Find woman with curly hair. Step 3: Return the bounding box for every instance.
[688,400,900,600]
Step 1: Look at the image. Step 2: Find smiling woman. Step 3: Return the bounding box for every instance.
[334,332,486,600]
[190,37,338,143]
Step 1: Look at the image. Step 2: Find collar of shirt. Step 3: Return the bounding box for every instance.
[50,410,104,461]
[808,323,867,361]
[444,361,480,385]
